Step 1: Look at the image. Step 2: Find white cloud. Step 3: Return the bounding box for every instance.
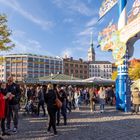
[61,48,73,58]
[78,27,94,36]
[53,0,97,16]
[0,30,53,56]
[13,30,26,38]
[0,0,53,30]
[63,18,74,23]
[86,17,98,27]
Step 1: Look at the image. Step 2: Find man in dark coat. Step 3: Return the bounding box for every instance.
[6,76,21,133]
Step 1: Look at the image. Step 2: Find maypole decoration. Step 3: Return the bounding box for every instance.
[98,23,126,65]
[115,0,131,112]
[98,0,132,112]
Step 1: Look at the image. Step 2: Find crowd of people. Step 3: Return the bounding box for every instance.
[0,76,140,140]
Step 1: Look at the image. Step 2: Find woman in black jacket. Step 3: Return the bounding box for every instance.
[45,84,57,135]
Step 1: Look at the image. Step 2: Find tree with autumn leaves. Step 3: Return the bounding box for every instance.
[129,60,140,80]
[112,60,140,81]
[0,14,15,51]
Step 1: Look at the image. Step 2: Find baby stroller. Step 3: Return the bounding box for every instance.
[25,99,38,115]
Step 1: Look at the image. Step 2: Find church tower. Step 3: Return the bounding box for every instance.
[88,32,95,62]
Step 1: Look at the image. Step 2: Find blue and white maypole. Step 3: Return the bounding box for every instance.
[116,0,131,112]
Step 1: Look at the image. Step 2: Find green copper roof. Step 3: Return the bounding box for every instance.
[39,74,81,81]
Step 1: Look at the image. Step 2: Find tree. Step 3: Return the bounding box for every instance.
[129,61,140,80]
[111,71,118,80]
[0,14,15,51]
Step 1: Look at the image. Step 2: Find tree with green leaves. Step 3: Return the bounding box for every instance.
[0,14,15,51]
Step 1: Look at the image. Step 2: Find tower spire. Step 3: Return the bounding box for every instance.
[88,32,95,62]
[90,32,93,48]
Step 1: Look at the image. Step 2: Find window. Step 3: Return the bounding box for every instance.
[17,57,22,60]
[65,69,69,73]
[80,65,83,68]
[40,64,44,68]
[84,71,87,74]
[55,65,59,69]
[55,61,59,65]
[45,69,49,73]
[40,69,44,72]
[11,68,16,72]
[50,65,54,69]
[12,63,16,66]
[34,58,39,62]
[23,57,27,61]
[45,65,49,68]
[50,60,54,64]
[6,63,10,66]
[34,74,38,78]
[23,68,27,71]
[75,64,78,68]
[28,68,33,72]
[28,63,33,67]
[70,64,73,67]
[40,59,44,62]
[65,63,68,66]
[84,65,87,68]
[17,63,22,66]
[17,68,21,72]
[28,74,33,78]
[28,57,33,61]
[23,63,27,66]
[45,59,49,63]
[34,64,38,68]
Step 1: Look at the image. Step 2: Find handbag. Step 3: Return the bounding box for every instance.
[55,98,62,109]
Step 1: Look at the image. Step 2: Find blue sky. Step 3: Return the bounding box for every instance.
[0,0,139,62]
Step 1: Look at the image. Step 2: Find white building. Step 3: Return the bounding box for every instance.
[89,61,112,79]
[0,54,63,82]
[0,62,6,82]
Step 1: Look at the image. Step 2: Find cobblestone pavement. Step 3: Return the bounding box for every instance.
[3,105,140,140]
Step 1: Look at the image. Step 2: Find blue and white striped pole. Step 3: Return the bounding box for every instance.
[116,0,131,112]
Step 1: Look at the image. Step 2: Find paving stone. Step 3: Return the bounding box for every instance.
[3,105,140,140]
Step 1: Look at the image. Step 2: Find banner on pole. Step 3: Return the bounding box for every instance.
[128,0,140,23]
[99,0,118,19]
[98,22,126,61]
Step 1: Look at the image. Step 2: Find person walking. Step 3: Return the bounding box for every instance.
[89,87,97,112]
[74,88,80,110]
[98,87,106,113]
[6,76,21,133]
[37,86,46,117]
[131,87,140,114]
[44,84,57,135]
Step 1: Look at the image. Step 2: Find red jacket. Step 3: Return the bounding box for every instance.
[0,93,5,119]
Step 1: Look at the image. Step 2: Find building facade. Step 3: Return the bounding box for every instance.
[89,61,112,79]
[0,62,6,81]
[0,54,63,82]
[63,57,89,79]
